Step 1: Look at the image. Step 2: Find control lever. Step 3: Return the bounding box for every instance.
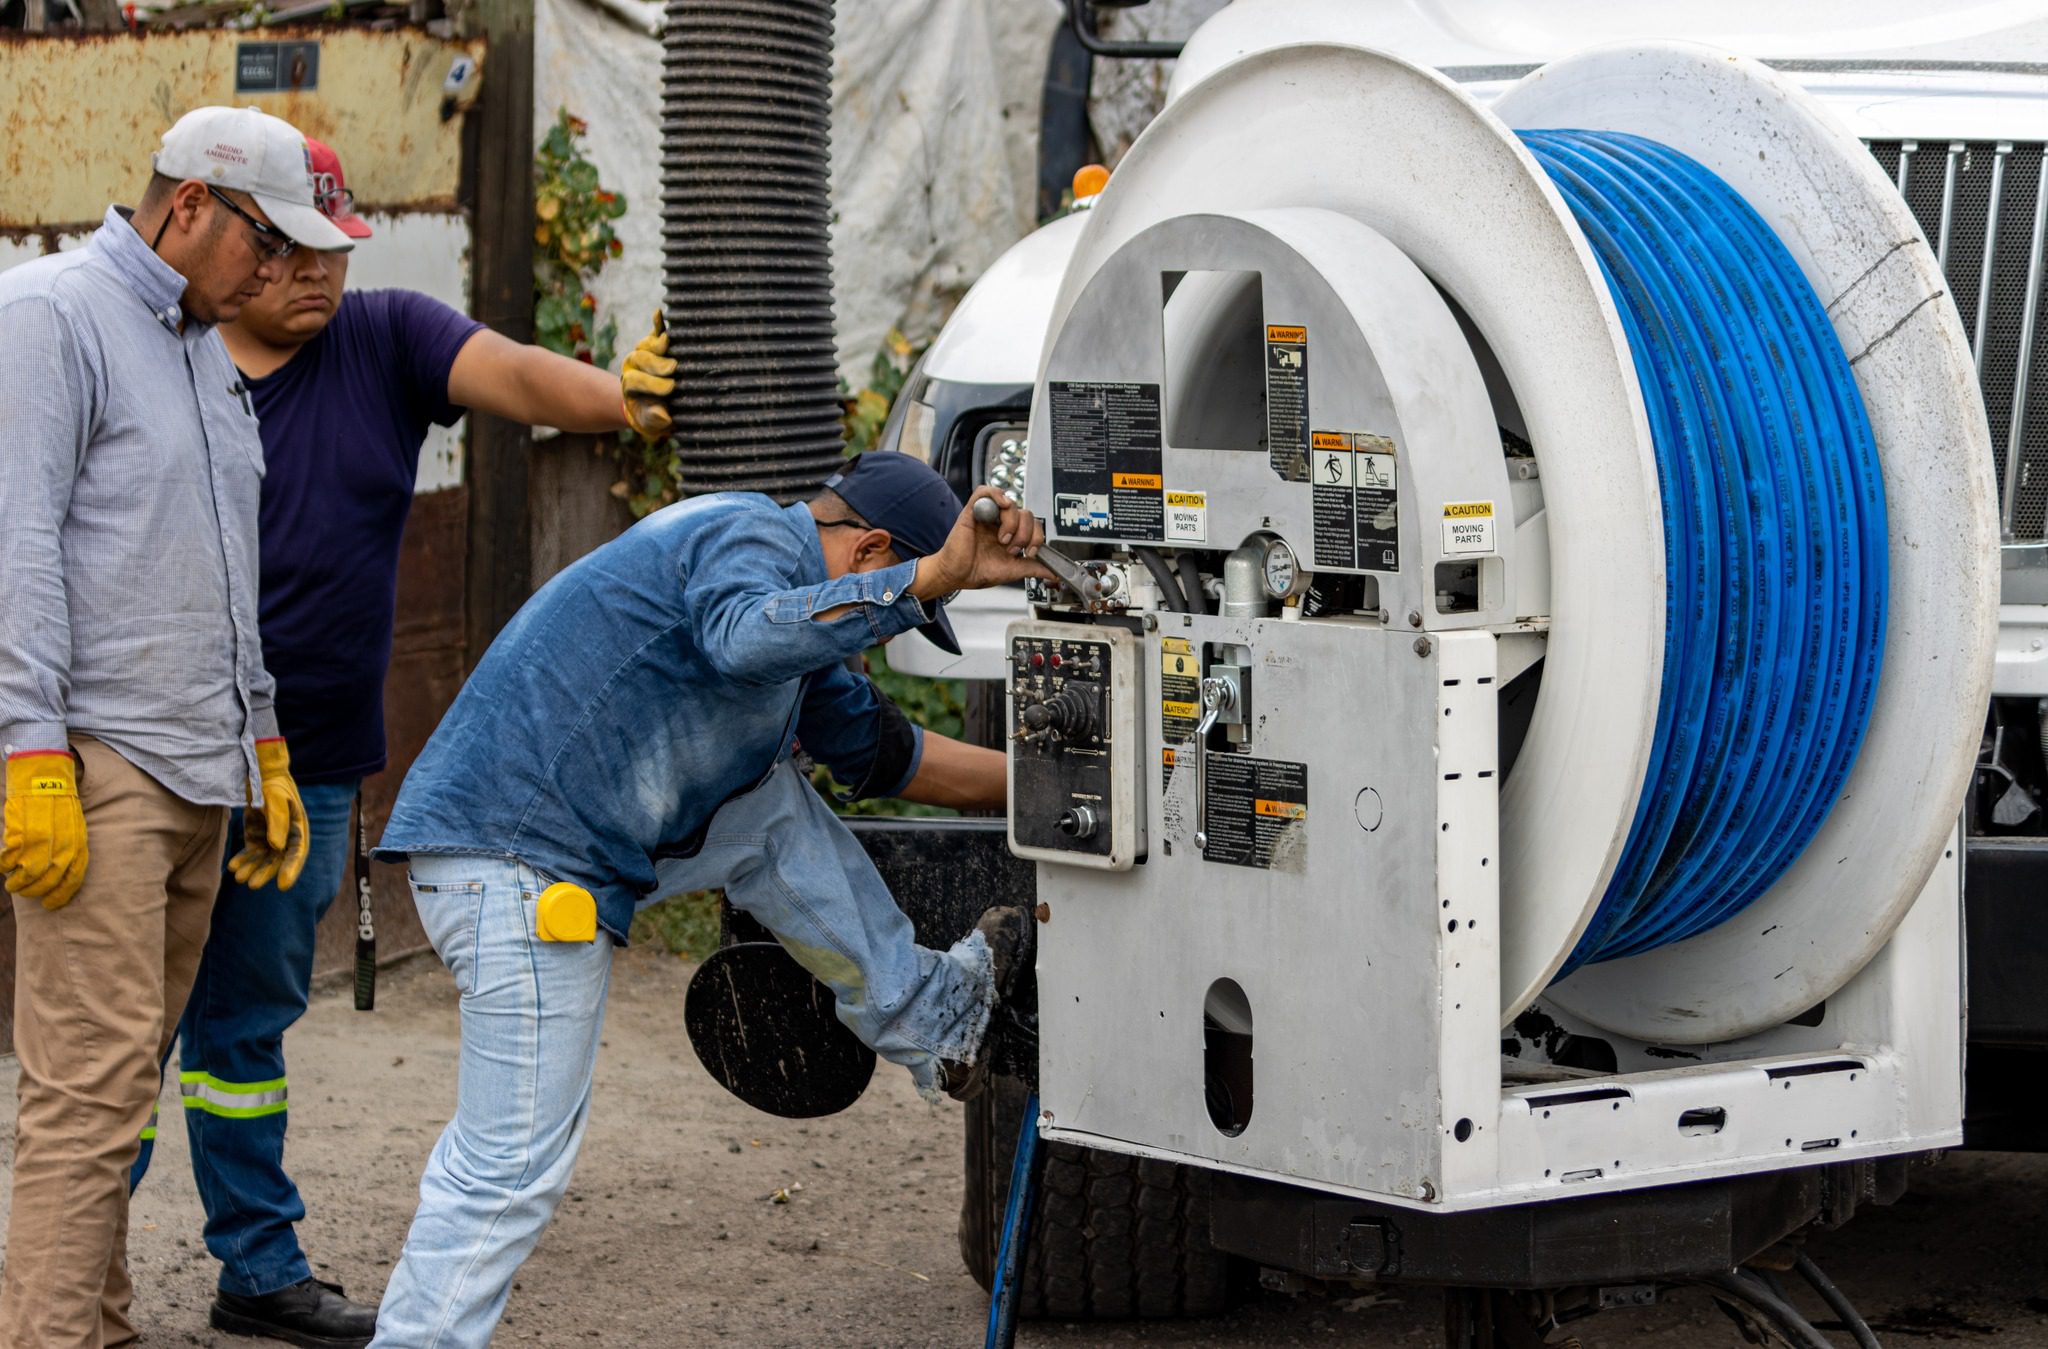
[1191,675,1236,851]
[972,496,1117,606]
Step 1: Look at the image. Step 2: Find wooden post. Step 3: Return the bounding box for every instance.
[461,0,536,671]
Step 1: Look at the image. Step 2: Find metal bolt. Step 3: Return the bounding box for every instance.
[1407,610,1423,628]
[1414,636,1432,657]
[1377,608,1391,625]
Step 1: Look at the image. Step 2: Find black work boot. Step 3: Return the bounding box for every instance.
[211,1276,377,1349]
[941,904,1038,1102]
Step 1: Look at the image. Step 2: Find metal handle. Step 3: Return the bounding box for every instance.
[973,495,1109,605]
[1191,675,1235,851]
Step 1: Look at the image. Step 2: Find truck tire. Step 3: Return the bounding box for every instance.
[958,1075,1238,1319]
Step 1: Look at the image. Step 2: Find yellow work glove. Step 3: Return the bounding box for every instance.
[2,751,88,910]
[620,309,675,440]
[228,738,310,892]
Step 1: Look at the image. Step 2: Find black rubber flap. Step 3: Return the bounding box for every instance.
[685,940,876,1118]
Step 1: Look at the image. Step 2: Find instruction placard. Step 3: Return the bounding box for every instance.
[1265,325,1309,482]
[1354,433,1400,572]
[1049,381,1164,541]
[1160,636,1198,791]
[1164,490,1208,544]
[1202,754,1309,870]
[1441,500,1496,555]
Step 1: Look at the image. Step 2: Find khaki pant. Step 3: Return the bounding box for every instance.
[1,738,227,1349]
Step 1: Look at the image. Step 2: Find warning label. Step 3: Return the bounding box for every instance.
[1307,430,1401,572]
[1310,430,1354,570]
[1203,754,1309,870]
[1049,381,1164,541]
[1160,636,1198,791]
[1355,433,1400,572]
[1164,490,1207,544]
[1441,500,1496,555]
[1265,325,1309,483]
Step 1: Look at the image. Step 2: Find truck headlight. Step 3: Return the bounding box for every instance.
[981,422,1029,501]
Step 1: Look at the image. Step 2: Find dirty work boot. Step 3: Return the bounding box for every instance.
[941,904,1037,1102]
[211,1276,377,1349]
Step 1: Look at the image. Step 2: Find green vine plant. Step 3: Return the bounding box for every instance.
[533,109,626,371]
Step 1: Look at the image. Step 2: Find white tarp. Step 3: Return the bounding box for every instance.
[534,0,1062,384]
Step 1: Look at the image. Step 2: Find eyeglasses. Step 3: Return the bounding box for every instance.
[311,172,355,221]
[206,186,297,261]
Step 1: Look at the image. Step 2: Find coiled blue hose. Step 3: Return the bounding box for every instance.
[1516,131,1889,974]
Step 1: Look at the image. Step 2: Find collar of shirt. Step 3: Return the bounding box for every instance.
[779,499,830,585]
[91,205,193,336]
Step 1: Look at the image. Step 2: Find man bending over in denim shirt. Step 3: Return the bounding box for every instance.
[368,450,1049,1345]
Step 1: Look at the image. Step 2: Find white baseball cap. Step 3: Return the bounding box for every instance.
[154,106,354,253]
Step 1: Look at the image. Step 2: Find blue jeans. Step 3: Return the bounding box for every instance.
[371,761,993,1348]
[129,779,360,1297]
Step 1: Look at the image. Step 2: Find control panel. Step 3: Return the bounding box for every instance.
[1006,621,1144,869]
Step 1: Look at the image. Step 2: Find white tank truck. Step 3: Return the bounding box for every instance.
[687,4,2048,1344]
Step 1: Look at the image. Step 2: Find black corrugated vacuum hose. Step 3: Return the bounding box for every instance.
[660,0,846,501]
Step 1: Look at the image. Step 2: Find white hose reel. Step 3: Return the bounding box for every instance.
[1033,41,1997,1046]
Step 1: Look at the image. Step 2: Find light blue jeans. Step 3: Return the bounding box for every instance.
[370,762,994,1348]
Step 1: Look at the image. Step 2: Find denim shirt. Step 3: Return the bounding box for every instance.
[0,207,277,805]
[376,494,931,940]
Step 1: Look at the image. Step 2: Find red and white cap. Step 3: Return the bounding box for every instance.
[153,106,354,252]
[306,137,372,240]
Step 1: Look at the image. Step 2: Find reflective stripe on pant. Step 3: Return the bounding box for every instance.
[128,778,358,1299]
[181,1070,290,1118]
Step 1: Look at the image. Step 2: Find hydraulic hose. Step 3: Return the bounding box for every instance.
[659,0,848,501]
[1519,131,1889,973]
[1178,551,1210,616]
[1135,547,1189,613]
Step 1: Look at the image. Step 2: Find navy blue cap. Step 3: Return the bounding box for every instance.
[823,451,963,655]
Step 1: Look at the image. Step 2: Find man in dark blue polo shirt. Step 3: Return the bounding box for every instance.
[129,139,635,1348]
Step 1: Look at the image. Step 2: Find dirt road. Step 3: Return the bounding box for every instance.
[3,949,2044,1347]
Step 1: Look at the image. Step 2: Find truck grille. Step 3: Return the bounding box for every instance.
[1867,140,2048,544]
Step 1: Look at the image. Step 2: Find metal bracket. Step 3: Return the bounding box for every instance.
[1191,673,1238,850]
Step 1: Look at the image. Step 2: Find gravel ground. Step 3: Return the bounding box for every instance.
[3,948,2044,1347]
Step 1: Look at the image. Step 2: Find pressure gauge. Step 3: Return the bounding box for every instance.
[1261,537,1304,599]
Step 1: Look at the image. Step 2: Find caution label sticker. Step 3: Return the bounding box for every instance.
[1441,500,1496,555]
[1265,325,1309,483]
[1203,754,1309,870]
[1160,636,1198,791]
[1048,381,1164,541]
[1164,490,1207,544]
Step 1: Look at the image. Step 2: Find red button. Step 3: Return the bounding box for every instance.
[1032,653,1045,668]
[1050,653,1063,669]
